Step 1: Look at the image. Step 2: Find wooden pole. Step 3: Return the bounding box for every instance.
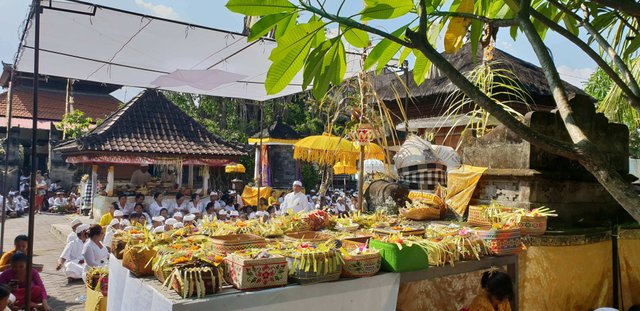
[257,103,263,204]
[358,145,365,212]
[106,166,114,196]
[203,165,210,194]
[188,164,194,189]
[90,164,97,219]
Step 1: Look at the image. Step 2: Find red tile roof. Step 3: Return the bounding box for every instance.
[54,90,246,159]
[0,87,120,121]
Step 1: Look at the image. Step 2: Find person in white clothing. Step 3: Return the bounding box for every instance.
[199,192,221,213]
[114,194,128,211]
[82,225,109,283]
[281,181,310,214]
[124,194,144,216]
[66,218,83,244]
[149,192,169,217]
[173,193,189,214]
[103,219,121,251]
[57,224,89,280]
[130,164,152,187]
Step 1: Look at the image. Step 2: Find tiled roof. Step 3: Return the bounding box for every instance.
[54,90,246,158]
[0,87,120,121]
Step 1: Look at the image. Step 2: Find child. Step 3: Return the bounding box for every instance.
[463,270,513,311]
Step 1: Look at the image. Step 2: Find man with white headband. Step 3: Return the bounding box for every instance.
[164,218,178,231]
[57,223,89,280]
[151,216,165,229]
[103,219,120,251]
[183,214,196,226]
[217,210,228,222]
[281,181,309,214]
[67,218,83,244]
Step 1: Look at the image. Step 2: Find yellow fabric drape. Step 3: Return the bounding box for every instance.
[445,165,487,216]
[241,186,272,207]
[518,241,613,310]
[619,229,640,310]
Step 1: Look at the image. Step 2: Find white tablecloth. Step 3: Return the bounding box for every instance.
[107,254,400,311]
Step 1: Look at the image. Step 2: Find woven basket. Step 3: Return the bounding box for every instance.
[210,234,266,256]
[284,231,334,243]
[467,205,493,227]
[476,228,522,256]
[517,215,547,236]
[111,237,127,260]
[403,207,443,221]
[372,227,425,237]
[170,265,223,298]
[341,252,381,278]
[341,237,371,250]
[225,254,288,290]
[122,245,156,277]
[287,251,343,285]
[369,240,428,272]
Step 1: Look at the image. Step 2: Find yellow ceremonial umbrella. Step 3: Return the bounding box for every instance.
[360,142,385,161]
[225,163,246,174]
[293,133,358,166]
[333,161,357,175]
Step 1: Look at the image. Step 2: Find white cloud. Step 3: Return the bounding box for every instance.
[557,65,595,89]
[134,0,179,19]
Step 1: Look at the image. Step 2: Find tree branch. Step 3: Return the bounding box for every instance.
[587,0,640,18]
[431,11,518,27]
[418,0,427,36]
[614,11,640,36]
[299,2,414,48]
[530,9,640,111]
[548,0,640,101]
[404,28,581,160]
[517,5,591,146]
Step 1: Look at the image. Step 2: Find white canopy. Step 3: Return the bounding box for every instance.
[14,0,363,101]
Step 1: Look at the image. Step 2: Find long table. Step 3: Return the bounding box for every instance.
[107,254,401,311]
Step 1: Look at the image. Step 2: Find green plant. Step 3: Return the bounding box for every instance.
[56,109,93,139]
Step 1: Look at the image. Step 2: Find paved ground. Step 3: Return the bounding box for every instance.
[1,213,94,311]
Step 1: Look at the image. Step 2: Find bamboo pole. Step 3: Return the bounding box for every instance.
[358,145,365,212]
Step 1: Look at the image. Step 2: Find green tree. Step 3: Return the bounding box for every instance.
[226,0,640,222]
[56,109,93,139]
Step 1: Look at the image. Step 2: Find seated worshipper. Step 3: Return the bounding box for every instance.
[188,207,201,220]
[159,208,170,219]
[70,192,82,213]
[223,196,236,212]
[129,213,146,227]
[0,253,51,311]
[113,209,124,222]
[229,210,240,221]
[228,191,243,210]
[258,197,268,212]
[173,222,184,229]
[281,181,309,214]
[255,211,270,222]
[462,270,514,311]
[152,226,165,234]
[151,216,165,229]
[130,164,152,188]
[56,224,89,280]
[203,202,216,220]
[190,193,203,214]
[173,193,189,214]
[217,210,228,222]
[0,284,14,311]
[173,212,184,222]
[201,192,221,213]
[334,197,349,216]
[53,191,73,213]
[124,194,145,216]
[132,203,151,224]
[268,191,279,208]
[98,203,117,227]
[103,219,121,252]
[67,218,83,244]
[183,214,196,226]
[0,235,29,272]
[266,205,277,217]
[82,225,109,283]
[164,218,178,231]
[149,192,171,217]
[115,194,128,212]
[46,192,55,212]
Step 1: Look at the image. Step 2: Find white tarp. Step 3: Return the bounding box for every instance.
[15,0,363,101]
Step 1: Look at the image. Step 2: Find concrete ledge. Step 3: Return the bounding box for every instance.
[49,215,93,244]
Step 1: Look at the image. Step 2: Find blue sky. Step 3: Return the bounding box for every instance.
[0,0,595,100]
